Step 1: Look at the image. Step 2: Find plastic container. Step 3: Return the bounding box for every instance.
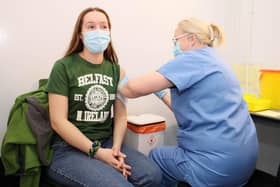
[259,69,280,109]
[124,113,166,155]
[243,93,271,112]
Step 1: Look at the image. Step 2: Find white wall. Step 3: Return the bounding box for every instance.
[225,0,280,94]
[1,0,280,150]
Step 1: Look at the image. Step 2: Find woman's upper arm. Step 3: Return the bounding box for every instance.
[48,93,68,127]
[119,66,126,81]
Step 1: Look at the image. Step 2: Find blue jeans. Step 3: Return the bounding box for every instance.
[46,137,162,187]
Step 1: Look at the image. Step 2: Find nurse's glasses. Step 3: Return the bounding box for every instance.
[172,33,191,44]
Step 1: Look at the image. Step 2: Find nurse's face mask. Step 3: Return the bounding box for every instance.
[172,33,191,57]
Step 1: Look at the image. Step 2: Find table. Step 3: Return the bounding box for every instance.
[250,110,280,176]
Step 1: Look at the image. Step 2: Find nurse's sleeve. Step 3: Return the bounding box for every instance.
[157,58,205,93]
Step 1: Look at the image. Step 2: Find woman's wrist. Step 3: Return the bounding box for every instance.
[93,147,103,159]
[88,140,101,158]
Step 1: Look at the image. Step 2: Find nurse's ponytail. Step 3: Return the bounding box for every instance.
[178,18,225,47]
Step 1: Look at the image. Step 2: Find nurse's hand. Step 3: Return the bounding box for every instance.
[154,90,172,110]
[154,89,167,99]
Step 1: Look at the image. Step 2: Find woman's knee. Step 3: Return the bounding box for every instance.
[130,153,162,186]
[149,162,162,185]
[135,164,162,187]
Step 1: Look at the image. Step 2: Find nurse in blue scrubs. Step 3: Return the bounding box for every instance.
[119,17,259,187]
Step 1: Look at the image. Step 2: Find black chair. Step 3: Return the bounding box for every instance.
[178,181,192,187]
[275,163,280,187]
[0,158,19,187]
[40,167,64,187]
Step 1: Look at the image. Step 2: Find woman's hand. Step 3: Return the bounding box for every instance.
[95,148,131,178]
[112,147,132,178]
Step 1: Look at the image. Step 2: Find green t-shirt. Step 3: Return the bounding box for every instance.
[46,53,120,140]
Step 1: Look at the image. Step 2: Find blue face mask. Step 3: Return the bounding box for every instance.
[173,42,183,57]
[83,30,110,53]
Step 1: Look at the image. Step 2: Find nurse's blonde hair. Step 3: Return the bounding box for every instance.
[178,17,225,47]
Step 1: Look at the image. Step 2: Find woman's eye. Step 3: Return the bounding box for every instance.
[88,25,96,30]
[102,25,109,30]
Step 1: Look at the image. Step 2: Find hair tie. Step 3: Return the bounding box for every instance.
[208,25,214,41]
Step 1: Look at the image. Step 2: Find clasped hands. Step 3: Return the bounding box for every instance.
[95,147,132,179]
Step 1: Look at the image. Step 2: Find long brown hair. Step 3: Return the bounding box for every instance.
[64,7,118,64]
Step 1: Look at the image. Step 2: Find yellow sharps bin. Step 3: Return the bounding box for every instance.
[259,69,280,109]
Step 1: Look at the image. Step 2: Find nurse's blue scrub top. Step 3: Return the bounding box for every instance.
[158,47,259,186]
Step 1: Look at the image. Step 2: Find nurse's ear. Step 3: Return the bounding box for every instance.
[188,34,200,47]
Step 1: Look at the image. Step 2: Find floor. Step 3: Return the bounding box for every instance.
[245,170,279,187]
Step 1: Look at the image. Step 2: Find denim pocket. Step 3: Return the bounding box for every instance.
[52,140,68,150]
